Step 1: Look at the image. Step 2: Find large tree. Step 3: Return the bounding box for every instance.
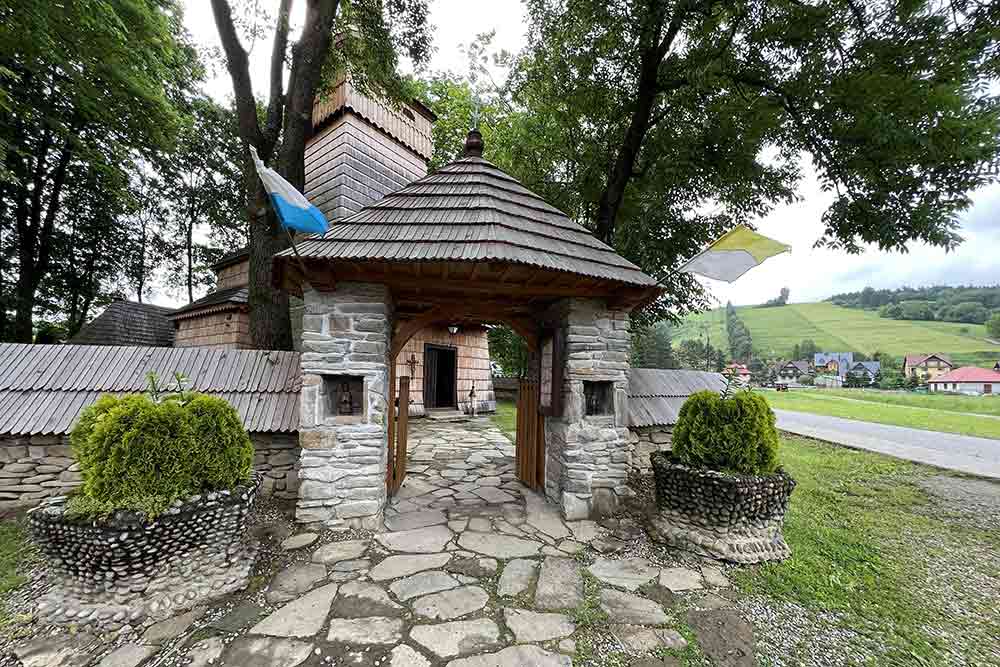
[209,0,430,349]
[499,0,1000,324]
[0,0,197,341]
[159,96,245,304]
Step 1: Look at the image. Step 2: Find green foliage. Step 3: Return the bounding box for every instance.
[487,325,529,378]
[988,313,1000,339]
[630,323,676,369]
[725,302,753,362]
[465,0,1000,326]
[673,302,998,368]
[672,390,780,475]
[1,0,202,341]
[68,392,252,519]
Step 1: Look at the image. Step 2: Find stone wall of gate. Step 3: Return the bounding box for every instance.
[295,283,392,529]
[542,298,632,520]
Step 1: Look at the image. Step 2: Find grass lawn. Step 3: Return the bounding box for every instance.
[765,390,1000,440]
[673,302,999,365]
[819,388,1000,418]
[734,436,999,665]
[0,520,30,630]
[491,399,517,441]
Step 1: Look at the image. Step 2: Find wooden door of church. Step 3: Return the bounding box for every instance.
[516,379,545,489]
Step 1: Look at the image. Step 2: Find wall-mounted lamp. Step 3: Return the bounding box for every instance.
[447,324,459,335]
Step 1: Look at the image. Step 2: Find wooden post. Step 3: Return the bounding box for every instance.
[395,375,410,492]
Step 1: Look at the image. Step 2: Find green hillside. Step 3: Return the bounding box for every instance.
[672,302,999,366]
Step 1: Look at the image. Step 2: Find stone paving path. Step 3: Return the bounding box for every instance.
[14,418,736,667]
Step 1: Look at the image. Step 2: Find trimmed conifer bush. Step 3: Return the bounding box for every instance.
[68,390,253,518]
[671,390,779,475]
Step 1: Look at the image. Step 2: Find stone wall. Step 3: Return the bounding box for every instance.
[541,298,632,520]
[173,309,252,348]
[252,433,300,501]
[296,283,392,529]
[28,476,259,630]
[0,436,79,513]
[648,453,796,563]
[626,426,674,476]
[394,324,496,416]
[1,433,297,514]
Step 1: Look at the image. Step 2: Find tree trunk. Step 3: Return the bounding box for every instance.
[248,179,292,349]
[12,142,72,342]
[211,0,339,351]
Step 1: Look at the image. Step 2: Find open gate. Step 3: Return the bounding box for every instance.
[387,375,410,494]
[516,379,545,489]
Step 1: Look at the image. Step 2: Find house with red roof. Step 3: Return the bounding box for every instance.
[903,353,954,382]
[724,363,752,385]
[927,366,1000,395]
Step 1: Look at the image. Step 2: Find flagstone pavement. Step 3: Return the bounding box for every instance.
[15,418,747,667]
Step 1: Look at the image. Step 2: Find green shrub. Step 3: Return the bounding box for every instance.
[68,392,253,519]
[672,390,779,475]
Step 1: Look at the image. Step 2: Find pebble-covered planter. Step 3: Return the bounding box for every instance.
[647,452,795,563]
[27,474,261,631]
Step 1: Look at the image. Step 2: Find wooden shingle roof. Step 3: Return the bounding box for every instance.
[279,141,656,289]
[0,344,300,435]
[627,368,727,428]
[70,301,175,348]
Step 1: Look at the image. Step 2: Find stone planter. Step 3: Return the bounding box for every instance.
[647,452,795,563]
[27,474,261,630]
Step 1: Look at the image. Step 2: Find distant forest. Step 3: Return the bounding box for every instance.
[827,285,1000,325]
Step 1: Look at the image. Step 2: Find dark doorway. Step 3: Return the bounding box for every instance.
[424,344,457,409]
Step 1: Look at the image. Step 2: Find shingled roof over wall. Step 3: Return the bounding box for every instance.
[280,153,657,288]
[70,301,175,347]
[169,286,249,320]
[0,344,300,435]
[627,368,727,428]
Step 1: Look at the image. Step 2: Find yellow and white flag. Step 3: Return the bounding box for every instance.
[679,225,790,282]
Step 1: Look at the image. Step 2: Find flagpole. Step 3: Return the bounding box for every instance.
[284,227,312,288]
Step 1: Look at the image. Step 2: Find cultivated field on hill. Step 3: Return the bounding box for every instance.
[672,302,998,366]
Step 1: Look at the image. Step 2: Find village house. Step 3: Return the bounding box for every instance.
[776,360,812,382]
[903,353,954,382]
[928,366,1000,395]
[813,352,854,377]
[847,360,881,384]
[724,363,751,385]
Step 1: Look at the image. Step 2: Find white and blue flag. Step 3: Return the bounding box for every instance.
[249,146,328,235]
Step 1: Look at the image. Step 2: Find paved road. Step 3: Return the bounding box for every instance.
[775,409,1000,479]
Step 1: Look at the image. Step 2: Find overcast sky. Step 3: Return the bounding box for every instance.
[179,0,1000,309]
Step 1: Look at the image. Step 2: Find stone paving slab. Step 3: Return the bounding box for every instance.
[504,608,575,642]
[412,586,489,620]
[535,556,584,610]
[445,645,573,667]
[370,554,453,581]
[250,583,339,637]
[409,618,501,658]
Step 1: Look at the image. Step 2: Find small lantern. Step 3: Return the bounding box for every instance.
[338,382,354,415]
[447,324,459,335]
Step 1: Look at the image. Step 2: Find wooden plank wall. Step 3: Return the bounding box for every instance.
[173,310,253,349]
[394,325,495,415]
[216,260,249,290]
[305,114,428,221]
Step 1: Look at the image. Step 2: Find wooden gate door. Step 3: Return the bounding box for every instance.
[388,376,410,494]
[516,379,545,489]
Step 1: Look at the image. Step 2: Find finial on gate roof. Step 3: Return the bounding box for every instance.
[463,127,484,158]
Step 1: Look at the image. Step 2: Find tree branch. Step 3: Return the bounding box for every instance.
[264,0,294,148]
[210,0,265,152]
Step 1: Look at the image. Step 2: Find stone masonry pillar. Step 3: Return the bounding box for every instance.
[543,298,631,520]
[295,283,393,529]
